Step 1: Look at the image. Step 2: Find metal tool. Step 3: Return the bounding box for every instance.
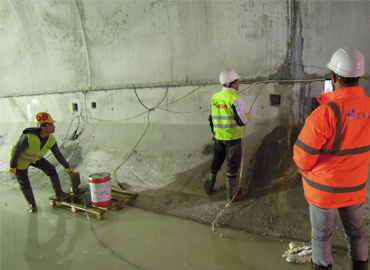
[69,172,82,194]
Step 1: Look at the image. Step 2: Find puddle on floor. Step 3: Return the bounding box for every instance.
[1,183,351,270]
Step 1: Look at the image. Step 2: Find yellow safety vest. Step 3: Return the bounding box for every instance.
[211,90,244,140]
[9,134,56,170]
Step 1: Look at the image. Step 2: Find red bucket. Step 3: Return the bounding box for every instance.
[89,172,112,207]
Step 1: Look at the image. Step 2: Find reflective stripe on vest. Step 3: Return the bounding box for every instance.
[19,152,42,163]
[211,90,244,140]
[297,138,370,156]
[296,101,370,195]
[16,134,56,170]
[303,175,367,194]
[296,102,370,157]
[212,116,235,120]
[213,123,240,128]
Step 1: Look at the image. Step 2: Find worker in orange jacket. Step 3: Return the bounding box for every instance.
[293,47,370,270]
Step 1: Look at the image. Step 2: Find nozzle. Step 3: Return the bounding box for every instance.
[69,172,81,193]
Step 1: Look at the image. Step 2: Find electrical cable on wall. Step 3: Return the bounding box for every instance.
[113,111,151,190]
[77,75,334,121]
[44,115,83,162]
[133,83,150,111]
[246,65,286,114]
[112,84,168,189]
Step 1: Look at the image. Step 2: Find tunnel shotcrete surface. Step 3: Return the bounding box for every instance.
[1,0,370,255]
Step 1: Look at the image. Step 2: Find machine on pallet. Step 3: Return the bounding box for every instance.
[49,172,138,220]
[70,172,83,194]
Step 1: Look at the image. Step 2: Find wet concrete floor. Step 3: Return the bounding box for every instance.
[1,182,352,270]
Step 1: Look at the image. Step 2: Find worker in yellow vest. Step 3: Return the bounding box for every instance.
[8,112,74,213]
[205,69,251,201]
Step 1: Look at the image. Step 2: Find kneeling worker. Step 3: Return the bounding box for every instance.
[8,112,73,213]
[205,69,250,201]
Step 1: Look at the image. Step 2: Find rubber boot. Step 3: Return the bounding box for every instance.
[21,188,38,213]
[50,174,70,201]
[204,173,217,196]
[311,261,332,269]
[352,260,368,270]
[227,177,245,202]
[226,177,238,201]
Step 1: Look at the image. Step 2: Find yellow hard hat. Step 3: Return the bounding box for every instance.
[35,112,56,124]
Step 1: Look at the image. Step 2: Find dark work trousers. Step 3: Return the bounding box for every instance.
[210,138,242,178]
[16,158,58,191]
[309,203,369,267]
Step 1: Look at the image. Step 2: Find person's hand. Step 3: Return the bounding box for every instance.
[246,113,251,120]
[8,168,17,175]
[66,168,73,175]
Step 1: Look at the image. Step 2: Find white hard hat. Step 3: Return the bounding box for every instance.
[219,69,241,85]
[326,47,365,78]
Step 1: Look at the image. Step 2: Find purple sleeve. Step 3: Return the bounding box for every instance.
[51,142,70,169]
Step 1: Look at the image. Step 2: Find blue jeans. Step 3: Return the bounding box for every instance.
[309,203,369,267]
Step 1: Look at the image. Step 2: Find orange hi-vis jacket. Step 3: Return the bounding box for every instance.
[293,86,370,208]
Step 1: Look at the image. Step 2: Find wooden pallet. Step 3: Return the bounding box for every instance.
[49,186,138,220]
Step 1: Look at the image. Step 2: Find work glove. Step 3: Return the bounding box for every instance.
[66,168,74,175]
[246,113,251,120]
[8,168,17,175]
[282,241,312,264]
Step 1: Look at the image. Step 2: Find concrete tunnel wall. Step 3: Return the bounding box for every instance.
[1,0,370,249]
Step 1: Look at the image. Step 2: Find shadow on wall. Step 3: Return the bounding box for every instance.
[129,125,313,241]
[229,125,311,238]
[246,125,302,198]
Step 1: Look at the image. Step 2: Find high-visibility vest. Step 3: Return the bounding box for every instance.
[9,134,56,170]
[211,90,244,140]
[293,86,370,208]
